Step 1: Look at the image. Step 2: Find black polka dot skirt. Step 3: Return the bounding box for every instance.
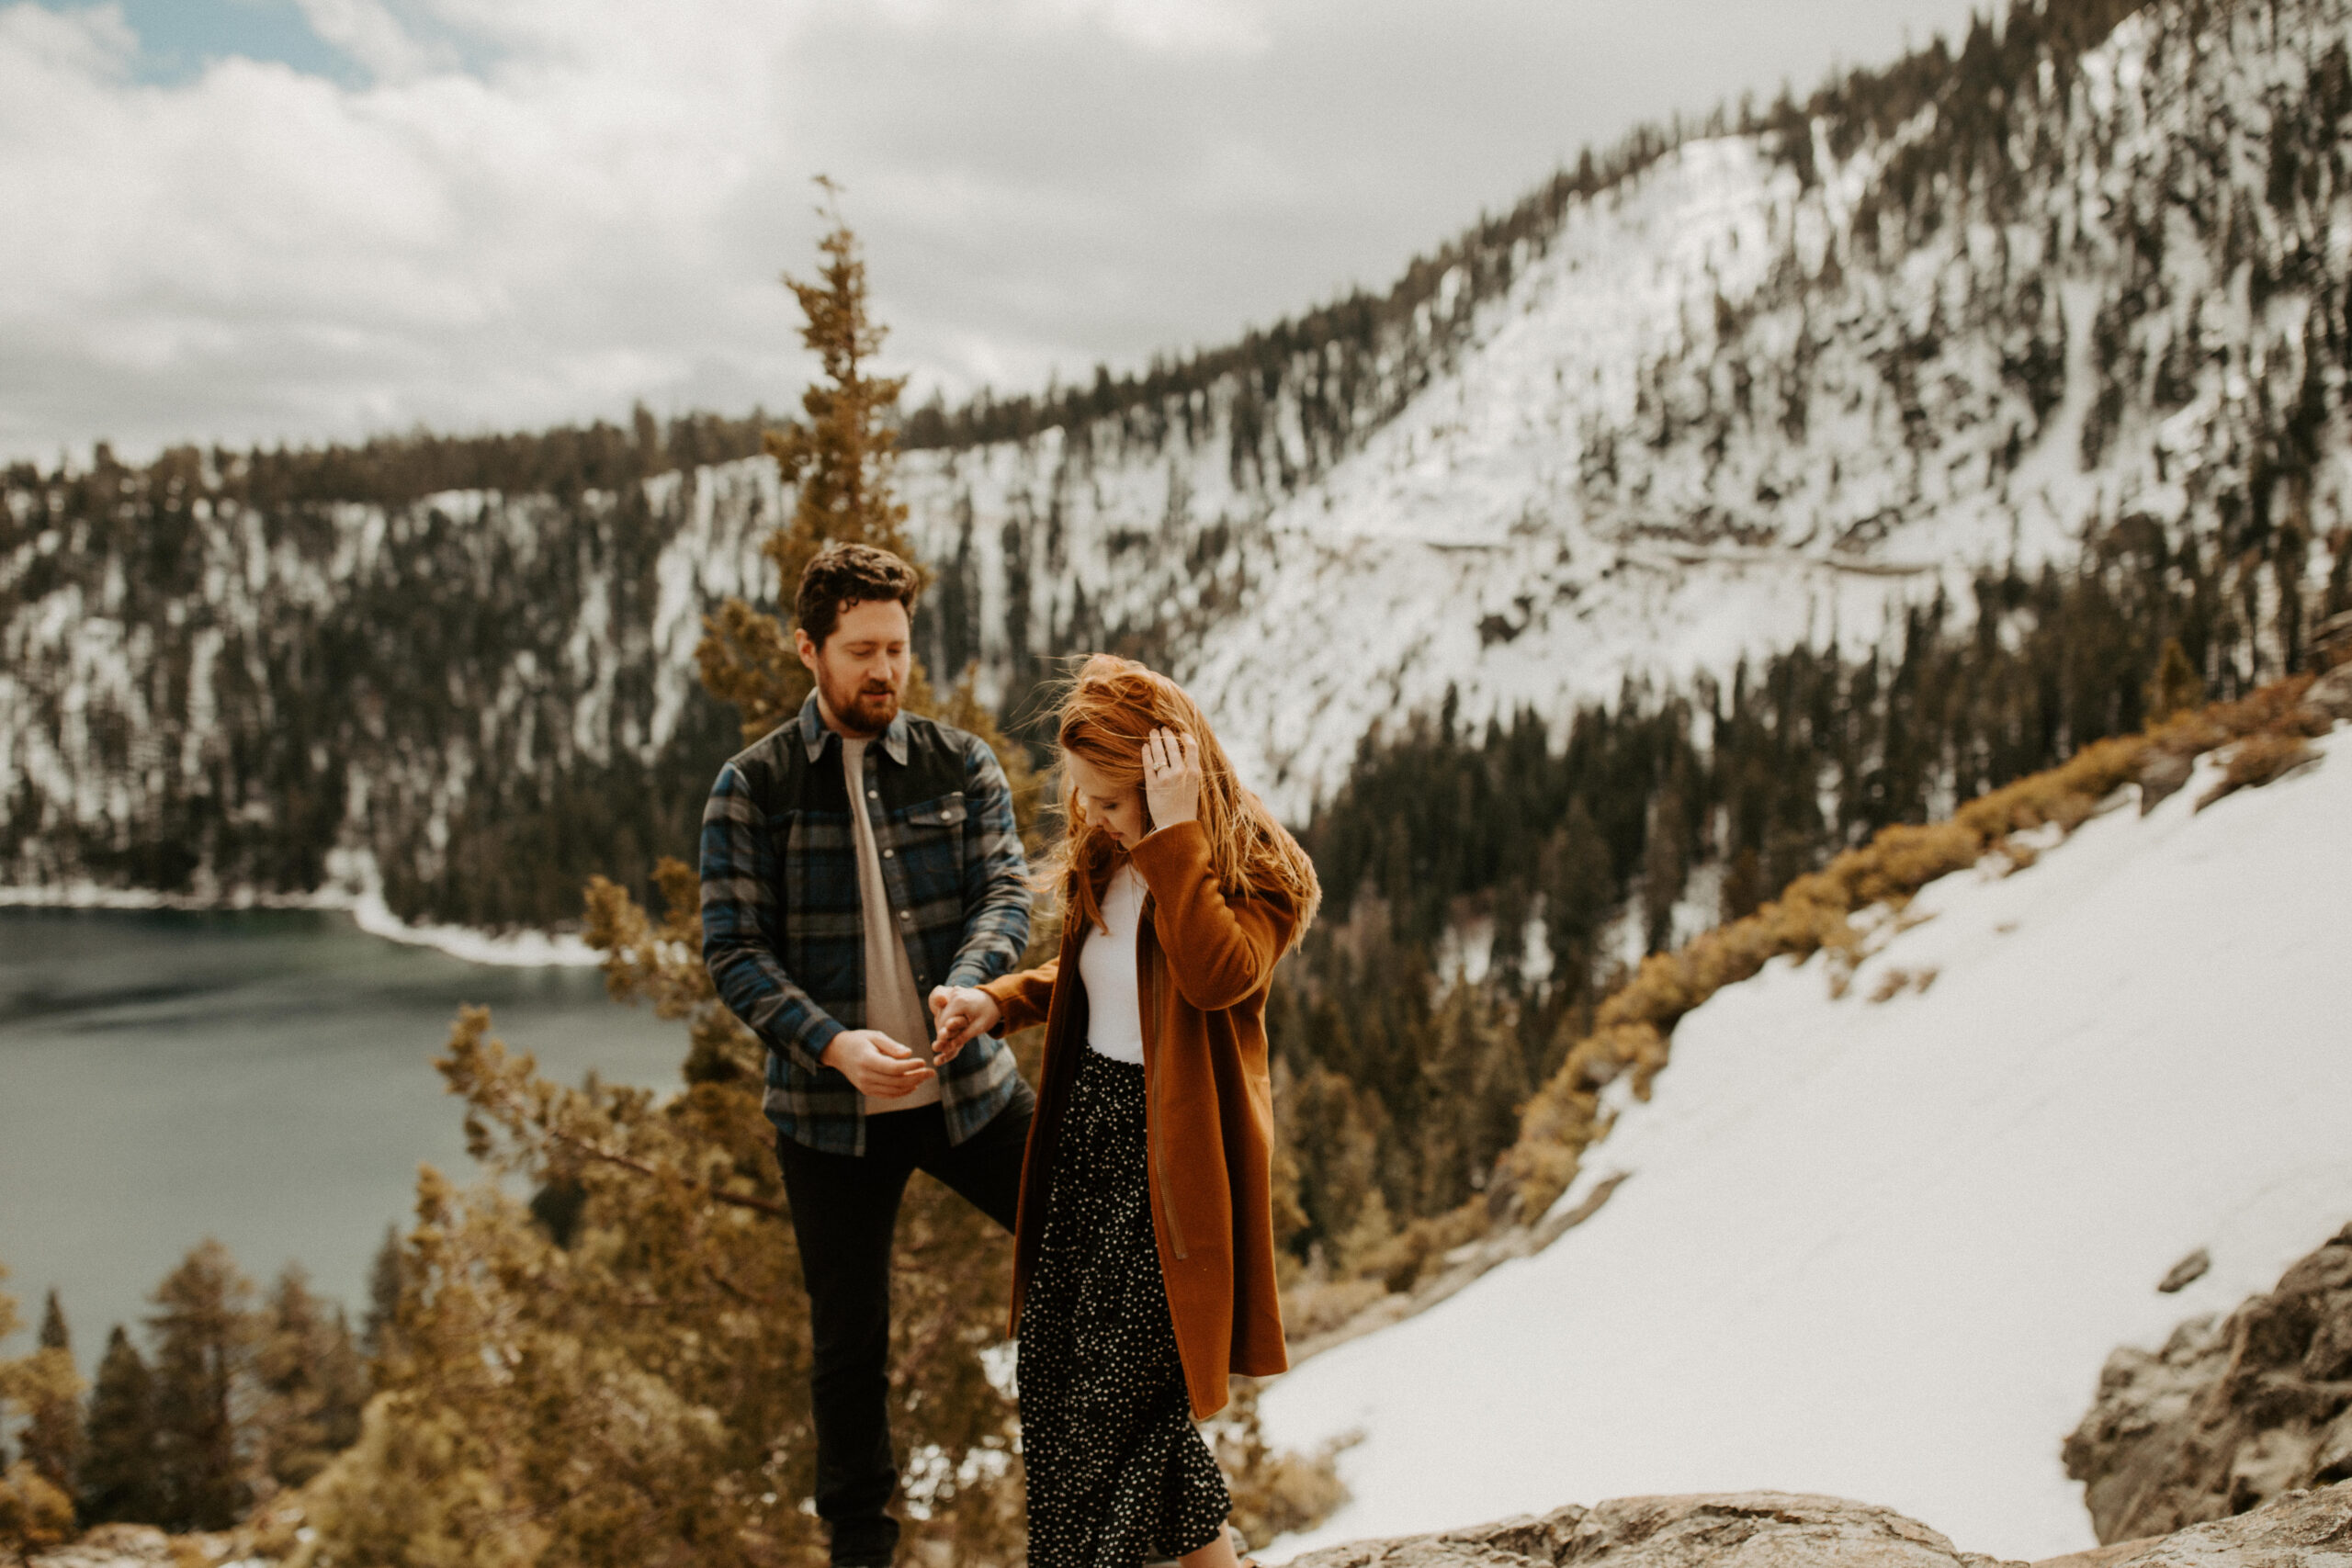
[1019,1048,1231,1568]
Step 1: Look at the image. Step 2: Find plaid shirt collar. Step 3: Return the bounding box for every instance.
[797,693,911,767]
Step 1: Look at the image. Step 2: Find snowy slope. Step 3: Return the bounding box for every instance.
[1257,731,2352,1563]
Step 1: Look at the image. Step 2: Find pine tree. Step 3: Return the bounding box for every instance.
[1719,845,1765,925]
[1541,798,1614,1001]
[19,1291,84,1500]
[1641,769,1693,954]
[2146,637,2205,723]
[1279,1065,1392,1273]
[252,1266,368,1494]
[148,1238,257,1530]
[79,1325,161,1525]
[359,1224,404,1363]
[698,176,921,744]
[0,1266,81,1551]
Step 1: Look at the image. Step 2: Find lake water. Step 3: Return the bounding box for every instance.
[0,908,686,1371]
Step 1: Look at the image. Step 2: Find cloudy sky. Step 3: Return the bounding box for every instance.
[0,0,1990,464]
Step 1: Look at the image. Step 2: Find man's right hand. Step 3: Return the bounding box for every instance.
[820,1030,936,1098]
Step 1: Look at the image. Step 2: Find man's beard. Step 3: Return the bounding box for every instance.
[823,671,900,735]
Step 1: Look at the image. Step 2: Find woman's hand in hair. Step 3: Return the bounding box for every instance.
[929,985,1002,1063]
[1141,727,1202,832]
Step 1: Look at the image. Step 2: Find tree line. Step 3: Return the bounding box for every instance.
[0,1239,376,1548]
[19,406,775,515]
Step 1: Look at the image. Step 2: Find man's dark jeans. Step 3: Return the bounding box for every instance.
[775,1100,1031,1567]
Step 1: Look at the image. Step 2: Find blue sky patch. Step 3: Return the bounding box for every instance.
[38,0,490,86]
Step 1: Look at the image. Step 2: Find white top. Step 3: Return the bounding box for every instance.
[1079,862,1148,1065]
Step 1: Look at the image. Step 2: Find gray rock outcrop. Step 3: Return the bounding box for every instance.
[1280,1483,2352,1567]
[2038,1482,2352,1566]
[2064,1224,2352,1544]
[2305,662,2352,723]
[22,1524,175,1567]
[1283,1492,2014,1568]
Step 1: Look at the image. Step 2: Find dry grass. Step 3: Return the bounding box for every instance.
[2195,731,2322,811]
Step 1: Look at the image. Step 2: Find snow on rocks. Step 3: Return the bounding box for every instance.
[1256,731,2352,1564]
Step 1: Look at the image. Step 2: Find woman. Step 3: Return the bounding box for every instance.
[929,655,1320,1568]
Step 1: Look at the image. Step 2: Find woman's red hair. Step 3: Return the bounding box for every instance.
[1041,654,1321,943]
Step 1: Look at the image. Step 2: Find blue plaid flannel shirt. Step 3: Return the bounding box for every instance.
[700,694,1035,1155]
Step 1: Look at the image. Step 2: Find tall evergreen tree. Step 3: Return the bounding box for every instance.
[18,1291,84,1501]
[148,1238,257,1530]
[0,1267,80,1551]
[2146,637,2205,724]
[79,1325,161,1525]
[251,1266,368,1494]
[358,1224,404,1363]
[698,176,920,744]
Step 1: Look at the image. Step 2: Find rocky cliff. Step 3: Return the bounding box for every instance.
[2065,1224,2352,1545]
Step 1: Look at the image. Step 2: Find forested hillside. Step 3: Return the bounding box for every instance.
[13,0,2352,942]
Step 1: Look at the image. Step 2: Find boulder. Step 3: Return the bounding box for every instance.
[1279,1483,2352,1568]
[2306,663,2352,723]
[24,1523,175,1567]
[1282,1492,2014,1567]
[2137,749,2198,815]
[2055,1481,2352,1565]
[2064,1224,2352,1543]
[2158,1249,2212,1294]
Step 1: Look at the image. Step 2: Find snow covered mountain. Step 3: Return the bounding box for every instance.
[6,0,2352,919]
[905,0,2352,810]
[1251,726,2352,1564]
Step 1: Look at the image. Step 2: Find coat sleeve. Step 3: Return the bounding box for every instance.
[1129,821,1297,1011]
[979,959,1060,1036]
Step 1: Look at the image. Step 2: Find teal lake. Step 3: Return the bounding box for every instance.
[0,907,686,1371]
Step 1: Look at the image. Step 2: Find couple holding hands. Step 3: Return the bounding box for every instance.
[701,543,1319,1568]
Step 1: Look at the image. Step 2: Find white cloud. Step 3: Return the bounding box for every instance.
[0,0,1994,462]
[291,0,440,81]
[1019,0,1272,56]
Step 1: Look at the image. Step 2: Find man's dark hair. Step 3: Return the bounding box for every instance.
[796,543,922,649]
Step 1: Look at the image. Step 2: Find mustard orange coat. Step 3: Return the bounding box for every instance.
[979,819,1295,1420]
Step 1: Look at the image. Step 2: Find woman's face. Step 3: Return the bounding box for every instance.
[1063,750,1148,848]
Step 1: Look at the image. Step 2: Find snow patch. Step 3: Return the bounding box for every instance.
[0,849,603,969]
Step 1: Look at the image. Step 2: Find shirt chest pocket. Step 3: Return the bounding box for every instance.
[891,793,967,889]
[901,793,967,830]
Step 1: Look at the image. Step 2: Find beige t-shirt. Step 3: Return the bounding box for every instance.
[842,736,940,1114]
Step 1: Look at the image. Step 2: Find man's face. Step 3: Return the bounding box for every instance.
[797,598,911,737]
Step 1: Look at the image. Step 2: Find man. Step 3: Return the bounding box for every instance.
[700,542,1035,1568]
